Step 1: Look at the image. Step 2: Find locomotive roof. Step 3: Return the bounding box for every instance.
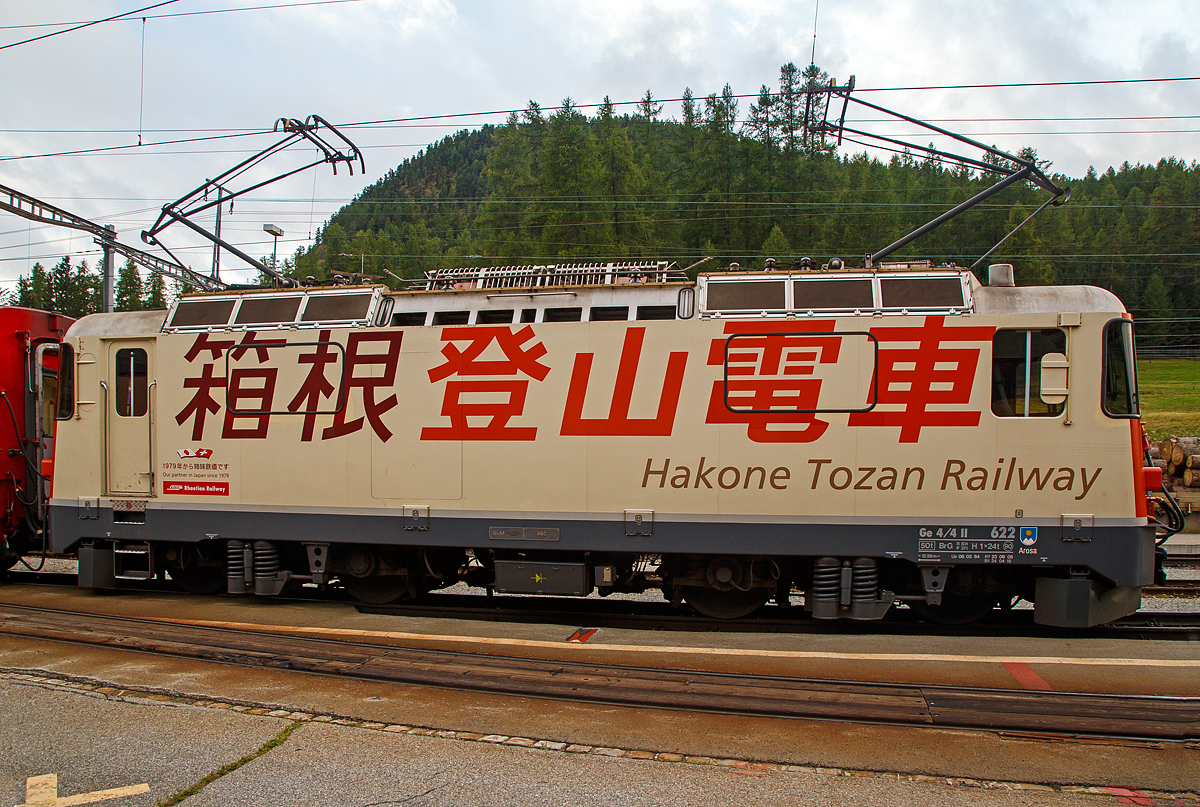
[63,262,1129,339]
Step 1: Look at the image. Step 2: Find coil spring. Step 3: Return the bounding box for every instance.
[226,540,245,579]
[851,557,879,602]
[253,540,280,580]
[812,557,840,603]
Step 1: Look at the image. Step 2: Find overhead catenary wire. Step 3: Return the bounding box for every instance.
[5,76,1200,292]
[0,0,360,34]
[0,0,180,52]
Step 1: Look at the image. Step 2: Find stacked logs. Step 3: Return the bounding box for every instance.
[1154,437,1200,489]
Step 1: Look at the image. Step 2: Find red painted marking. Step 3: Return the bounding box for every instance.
[1001,662,1052,691]
[1105,787,1155,805]
[163,481,229,496]
[566,629,597,643]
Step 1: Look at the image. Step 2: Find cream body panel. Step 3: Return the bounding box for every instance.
[51,302,1139,526]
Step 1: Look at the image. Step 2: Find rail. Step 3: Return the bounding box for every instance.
[0,603,1195,740]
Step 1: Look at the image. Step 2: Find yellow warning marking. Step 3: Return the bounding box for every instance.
[532,574,545,583]
[156,616,1200,668]
[16,773,149,807]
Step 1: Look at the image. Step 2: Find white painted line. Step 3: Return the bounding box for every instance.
[17,773,150,807]
[158,617,1200,668]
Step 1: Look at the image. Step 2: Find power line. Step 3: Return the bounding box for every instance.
[0,0,361,31]
[0,0,181,52]
[854,77,1200,92]
[12,113,1200,137]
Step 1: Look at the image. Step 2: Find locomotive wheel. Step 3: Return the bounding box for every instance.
[167,543,226,595]
[682,584,771,619]
[169,565,226,595]
[910,592,1001,625]
[342,575,414,605]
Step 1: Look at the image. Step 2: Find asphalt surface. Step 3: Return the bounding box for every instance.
[1,582,1198,805]
[3,675,1193,807]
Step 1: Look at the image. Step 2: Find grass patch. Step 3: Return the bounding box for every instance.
[155,721,301,807]
[1137,358,1200,440]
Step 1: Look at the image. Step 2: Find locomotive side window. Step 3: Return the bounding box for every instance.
[590,306,629,322]
[793,278,874,310]
[55,342,75,420]
[636,305,676,321]
[40,346,59,436]
[114,348,148,417]
[478,309,516,324]
[879,277,965,309]
[432,311,469,325]
[544,307,583,322]
[169,299,236,328]
[235,295,302,325]
[1103,319,1140,417]
[391,312,428,327]
[301,293,373,323]
[706,281,786,311]
[991,329,1066,417]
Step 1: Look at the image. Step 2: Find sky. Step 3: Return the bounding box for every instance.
[2,0,1199,288]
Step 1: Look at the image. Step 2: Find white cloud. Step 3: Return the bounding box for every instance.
[2,0,1199,286]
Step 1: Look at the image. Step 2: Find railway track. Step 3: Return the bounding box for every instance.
[4,570,1200,639]
[0,602,1196,742]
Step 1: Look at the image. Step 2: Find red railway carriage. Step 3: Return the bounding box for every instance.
[0,306,74,568]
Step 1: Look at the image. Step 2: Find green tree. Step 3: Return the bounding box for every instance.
[115,259,143,312]
[47,256,101,318]
[800,63,833,153]
[778,62,801,155]
[1137,272,1173,347]
[145,273,168,310]
[746,84,779,201]
[16,263,50,309]
[760,225,791,265]
[538,98,601,256]
[595,96,642,251]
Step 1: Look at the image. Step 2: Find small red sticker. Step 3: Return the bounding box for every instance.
[163,481,229,496]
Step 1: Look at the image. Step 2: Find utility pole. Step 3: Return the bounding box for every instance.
[102,224,116,313]
[211,183,231,284]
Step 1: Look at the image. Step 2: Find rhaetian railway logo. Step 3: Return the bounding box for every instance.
[176,448,214,459]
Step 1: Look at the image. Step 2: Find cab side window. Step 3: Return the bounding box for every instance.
[55,343,74,420]
[991,329,1066,417]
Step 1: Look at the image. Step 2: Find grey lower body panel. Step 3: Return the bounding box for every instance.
[48,504,1157,589]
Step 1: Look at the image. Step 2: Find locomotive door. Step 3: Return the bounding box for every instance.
[104,340,155,495]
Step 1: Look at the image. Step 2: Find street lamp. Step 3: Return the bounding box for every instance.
[263,223,283,272]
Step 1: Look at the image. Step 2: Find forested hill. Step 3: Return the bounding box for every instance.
[289,77,1198,330]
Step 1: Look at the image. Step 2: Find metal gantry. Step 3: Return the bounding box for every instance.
[0,181,227,307]
[1,113,364,306]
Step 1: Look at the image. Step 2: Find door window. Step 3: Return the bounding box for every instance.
[115,348,148,417]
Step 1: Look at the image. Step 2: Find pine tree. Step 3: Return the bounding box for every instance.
[760,225,791,266]
[539,98,601,256]
[778,63,801,155]
[16,263,50,309]
[800,63,833,153]
[1138,273,1173,348]
[145,273,168,310]
[747,84,779,201]
[115,259,144,312]
[596,96,641,252]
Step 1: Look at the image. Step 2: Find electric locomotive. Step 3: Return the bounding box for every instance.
[40,259,1162,626]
